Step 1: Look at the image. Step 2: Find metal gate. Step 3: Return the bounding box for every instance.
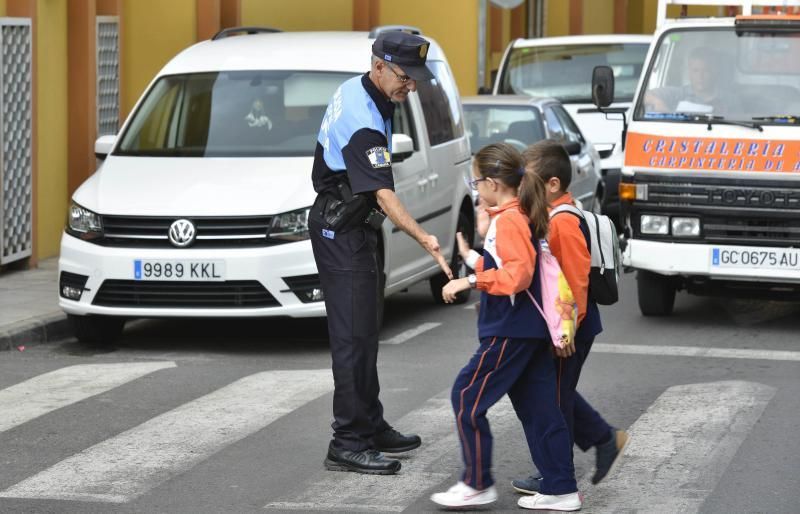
[96,16,119,137]
[0,18,32,265]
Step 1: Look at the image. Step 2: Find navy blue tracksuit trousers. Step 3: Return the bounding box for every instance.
[558,335,612,452]
[452,336,576,495]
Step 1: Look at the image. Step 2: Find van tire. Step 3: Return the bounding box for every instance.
[68,314,125,344]
[429,211,473,305]
[636,270,675,316]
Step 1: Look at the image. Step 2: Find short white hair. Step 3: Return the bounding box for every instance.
[371,54,382,68]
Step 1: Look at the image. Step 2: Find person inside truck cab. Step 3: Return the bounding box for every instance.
[644,46,735,115]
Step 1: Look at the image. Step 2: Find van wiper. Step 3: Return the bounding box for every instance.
[680,113,764,132]
[751,115,800,124]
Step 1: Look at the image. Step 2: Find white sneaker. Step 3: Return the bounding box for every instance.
[518,491,582,511]
[430,481,498,508]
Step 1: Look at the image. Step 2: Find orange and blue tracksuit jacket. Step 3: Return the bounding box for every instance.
[453,198,577,495]
[548,193,610,452]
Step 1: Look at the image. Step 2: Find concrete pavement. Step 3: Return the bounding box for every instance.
[0,258,70,351]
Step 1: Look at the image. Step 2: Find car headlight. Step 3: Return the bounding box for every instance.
[269,207,311,242]
[640,214,669,235]
[672,217,700,237]
[66,202,103,240]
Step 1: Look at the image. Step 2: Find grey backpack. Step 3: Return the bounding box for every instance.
[551,204,621,305]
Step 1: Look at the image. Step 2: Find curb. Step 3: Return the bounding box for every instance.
[0,312,73,351]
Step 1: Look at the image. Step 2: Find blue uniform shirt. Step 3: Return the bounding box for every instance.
[312,73,395,197]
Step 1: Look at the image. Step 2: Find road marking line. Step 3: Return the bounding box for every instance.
[464,301,479,310]
[380,322,441,345]
[0,369,334,503]
[587,380,775,513]
[593,343,800,362]
[264,392,518,512]
[0,362,176,433]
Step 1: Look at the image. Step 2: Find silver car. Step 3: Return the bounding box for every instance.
[462,95,603,213]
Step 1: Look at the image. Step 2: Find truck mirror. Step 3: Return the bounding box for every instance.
[592,66,615,108]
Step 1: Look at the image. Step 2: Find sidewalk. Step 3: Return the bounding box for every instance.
[0,258,72,351]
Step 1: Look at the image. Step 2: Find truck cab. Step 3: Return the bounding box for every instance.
[598,0,800,315]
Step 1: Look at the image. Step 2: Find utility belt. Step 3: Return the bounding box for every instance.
[313,179,386,233]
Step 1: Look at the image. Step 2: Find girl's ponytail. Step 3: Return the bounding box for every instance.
[518,170,548,240]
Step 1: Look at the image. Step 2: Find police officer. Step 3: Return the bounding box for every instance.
[310,31,452,475]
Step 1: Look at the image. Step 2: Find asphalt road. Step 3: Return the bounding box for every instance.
[1,272,798,513]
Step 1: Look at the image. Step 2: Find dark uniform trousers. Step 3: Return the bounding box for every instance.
[309,217,390,451]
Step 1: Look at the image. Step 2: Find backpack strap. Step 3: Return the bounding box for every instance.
[550,204,591,253]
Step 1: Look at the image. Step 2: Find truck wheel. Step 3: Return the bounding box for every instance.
[637,270,675,316]
[429,212,473,305]
[68,314,125,344]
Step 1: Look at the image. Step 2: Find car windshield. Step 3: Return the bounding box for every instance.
[635,27,800,123]
[462,104,545,153]
[116,70,357,157]
[499,43,649,103]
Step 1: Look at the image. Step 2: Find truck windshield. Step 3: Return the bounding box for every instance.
[635,26,800,124]
[116,71,357,157]
[498,43,649,103]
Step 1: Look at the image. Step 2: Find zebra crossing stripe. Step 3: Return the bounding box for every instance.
[587,380,775,513]
[264,393,519,512]
[0,369,334,503]
[0,362,176,433]
[593,343,800,362]
[380,322,442,345]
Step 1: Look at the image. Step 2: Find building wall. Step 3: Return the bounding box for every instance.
[241,0,352,30]
[120,0,196,117]
[35,0,68,259]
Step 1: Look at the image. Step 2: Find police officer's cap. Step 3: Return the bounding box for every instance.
[372,31,435,82]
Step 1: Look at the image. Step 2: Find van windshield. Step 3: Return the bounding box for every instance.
[499,43,649,103]
[635,27,800,123]
[116,71,357,157]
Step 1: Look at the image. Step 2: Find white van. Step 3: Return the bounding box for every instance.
[58,27,474,342]
[494,35,651,218]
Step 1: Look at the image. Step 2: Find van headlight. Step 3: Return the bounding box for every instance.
[269,207,310,242]
[66,202,103,240]
[671,217,700,237]
[640,214,669,235]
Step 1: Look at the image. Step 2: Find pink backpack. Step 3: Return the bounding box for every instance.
[525,239,577,349]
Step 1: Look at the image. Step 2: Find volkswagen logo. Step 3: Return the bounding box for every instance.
[168,219,196,248]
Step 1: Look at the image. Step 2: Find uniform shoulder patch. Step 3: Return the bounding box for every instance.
[366,146,391,169]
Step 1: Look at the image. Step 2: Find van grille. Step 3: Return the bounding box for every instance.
[92,280,280,308]
[97,216,275,248]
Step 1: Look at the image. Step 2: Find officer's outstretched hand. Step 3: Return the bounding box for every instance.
[421,234,453,279]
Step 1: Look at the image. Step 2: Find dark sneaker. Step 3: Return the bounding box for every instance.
[324,442,401,475]
[511,475,543,495]
[592,429,629,484]
[372,427,421,453]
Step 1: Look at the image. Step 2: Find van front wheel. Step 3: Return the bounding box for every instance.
[636,270,675,316]
[68,314,125,344]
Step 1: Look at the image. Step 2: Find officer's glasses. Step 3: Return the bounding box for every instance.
[386,63,412,84]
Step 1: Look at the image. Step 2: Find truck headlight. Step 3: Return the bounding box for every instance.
[269,207,311,242]
[671,217,700,237]
[640,214,669,235]
[66,202,103,240]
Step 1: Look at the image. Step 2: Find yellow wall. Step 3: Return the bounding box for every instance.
[583,0,614,34]
[36,0,68,259]
[545,0,569,36]
[0,1,5,16]
[380,0,479,98]
[241,0,352,30]
[121,0,196,116]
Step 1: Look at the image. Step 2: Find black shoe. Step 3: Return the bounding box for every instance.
[324,443,401,475]
[372,427,422,453]
[592,429,629,484]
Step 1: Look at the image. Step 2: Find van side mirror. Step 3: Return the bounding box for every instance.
[392,133,414,162]
[591,66,615,108]
[563,141,581,156]
[95,135,117,160]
